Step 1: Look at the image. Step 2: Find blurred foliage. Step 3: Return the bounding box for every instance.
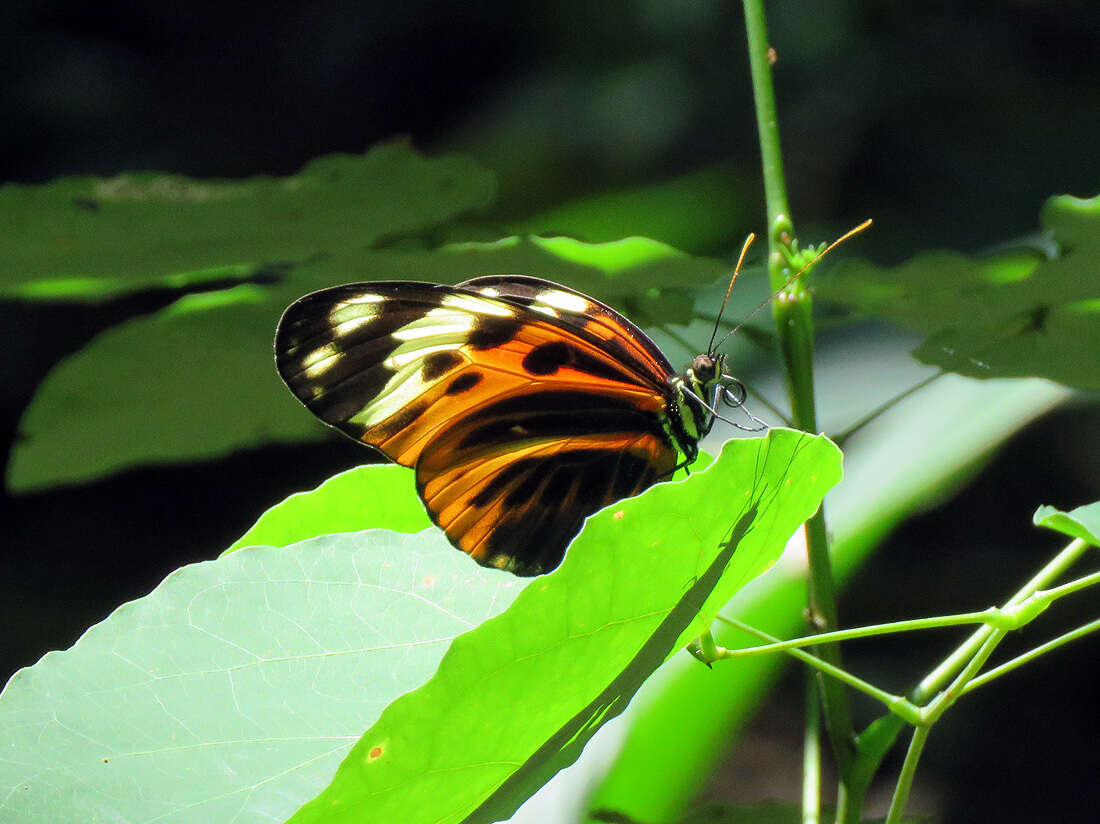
[505,164,756,254]
[819,194,1100,389]
[4,150,730,493]
[0,144,495,301]
[666,801,929,823]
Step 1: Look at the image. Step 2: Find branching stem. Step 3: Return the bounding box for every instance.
[741,4,856,816]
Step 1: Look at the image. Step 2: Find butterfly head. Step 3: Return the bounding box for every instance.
[668,350,767,464]
[667,352,726,457]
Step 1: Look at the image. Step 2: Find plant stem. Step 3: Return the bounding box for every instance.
[961,615,1100,695]
[742,1,790,236]
[849,537,1094,817]
[1033,568,1100,601]
[883,726,930,824]
[741,0,856,802]
[722,619,921,726]
[715,606,1028,653]
[920,631,1004,725]
[913,538,1091,702]
[803,674,822,824]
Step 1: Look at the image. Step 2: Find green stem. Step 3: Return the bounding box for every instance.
[742,1,854,812]
[715,607,1024,653]
[720,619,921,726]
[803,673,822,824]
[1033,568,1100,601]
[848,714,907,809]
[742,1,790,235]
[883,726,931,824]
[844,537,1095,816]
[961,615,1100,695]
[913,538,1091,702]
[846,537,1094,816]
[806,509,856,771]
[921,631,1005,725]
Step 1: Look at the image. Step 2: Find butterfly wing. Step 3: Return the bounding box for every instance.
[275,278,683,574]
[458,275,678,383]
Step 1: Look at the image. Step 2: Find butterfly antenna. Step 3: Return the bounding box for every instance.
[714,219,872,351]
[707,233,756,354]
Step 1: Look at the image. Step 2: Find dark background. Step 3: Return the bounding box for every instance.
[4,1,1100,822]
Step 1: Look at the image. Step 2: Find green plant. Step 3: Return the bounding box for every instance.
[2,3,1099,824]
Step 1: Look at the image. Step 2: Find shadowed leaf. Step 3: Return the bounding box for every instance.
[819,193,1100,389]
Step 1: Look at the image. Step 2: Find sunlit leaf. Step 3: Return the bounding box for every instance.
[226,464,432,553]
[289,430,841,824]
[0,529,528,824]
[507,163,756,254]
[0,430,839,824]
[1033,501,1100,548]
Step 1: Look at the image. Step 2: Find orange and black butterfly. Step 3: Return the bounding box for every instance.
[274,274,767,575]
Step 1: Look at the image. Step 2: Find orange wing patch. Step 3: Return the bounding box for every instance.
[356,317,671,469]
[275,277,687,575]
[417,429,677,574]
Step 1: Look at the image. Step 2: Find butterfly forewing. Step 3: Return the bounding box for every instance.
[458,275,678,385]
[275,277,685,574]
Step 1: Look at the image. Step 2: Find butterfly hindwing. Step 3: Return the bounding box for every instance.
[416,420,674,574]
[275,277,684,574]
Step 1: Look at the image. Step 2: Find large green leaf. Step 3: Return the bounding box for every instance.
[224,450,715,556]
[0,429,839,824]
[0,529,528,824]
[225,464,433,553]
[7,237,728,492]
[818,193,1100,389]
[0,143,496,302]
[289,429,841,824]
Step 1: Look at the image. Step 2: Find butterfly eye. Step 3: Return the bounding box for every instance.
[691,354,717,382]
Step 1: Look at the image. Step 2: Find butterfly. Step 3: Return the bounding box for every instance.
[274,268,772,576]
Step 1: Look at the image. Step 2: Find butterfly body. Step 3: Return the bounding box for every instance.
[275,275,727,575]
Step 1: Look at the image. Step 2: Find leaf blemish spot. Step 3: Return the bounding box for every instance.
[421,574,436,588]
[613,510,625,520]
[368,745,384,761]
